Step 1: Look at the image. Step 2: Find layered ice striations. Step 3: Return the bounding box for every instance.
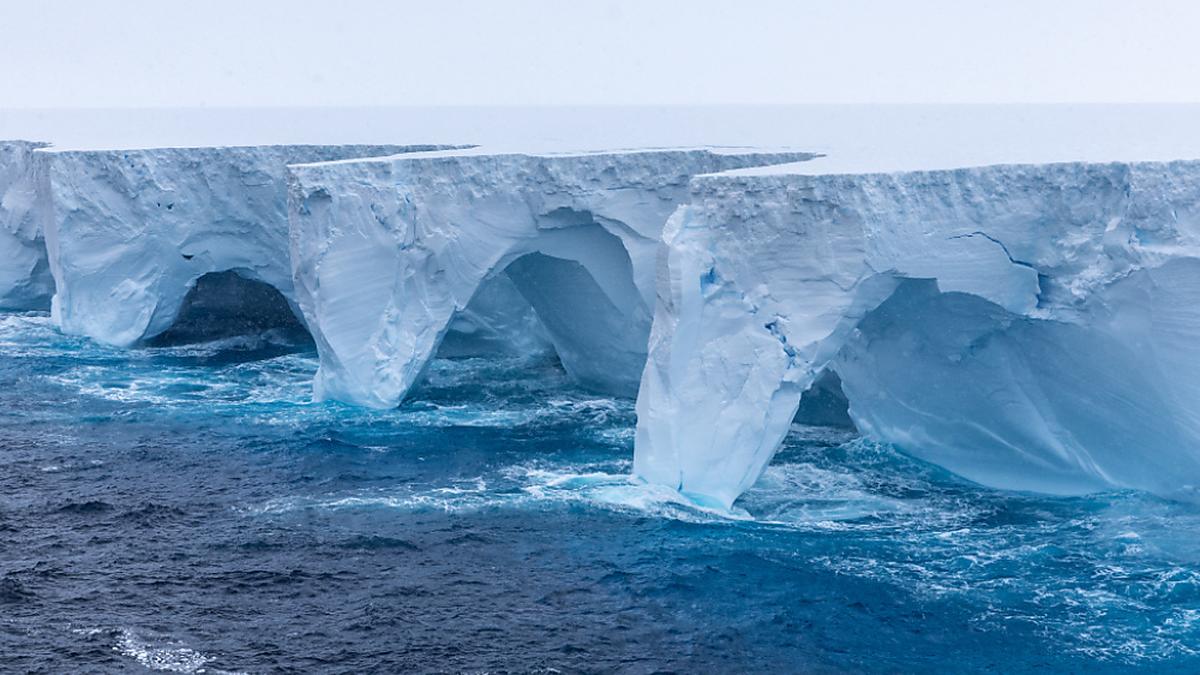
[287,148,814,408]
[635,160,1200,508]
[0,140,53,309]
[38,144,456,346]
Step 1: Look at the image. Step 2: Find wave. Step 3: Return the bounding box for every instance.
[69,626,247,675]
[244,439,968,530]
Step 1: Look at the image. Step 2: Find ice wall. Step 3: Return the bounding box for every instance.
[635,160,1200,508]
[0,140,53,309]
[38,144,453,346]
[287,148,814,408]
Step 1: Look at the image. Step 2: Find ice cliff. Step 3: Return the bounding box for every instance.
[634,159,1200,508]
[29,133,1200,510]
[0,140,53,309]
[287,148,814,408]
[38,144,462,346]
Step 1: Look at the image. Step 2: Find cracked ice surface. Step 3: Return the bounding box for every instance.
[635,159,1200,508]
[286,148,814,409]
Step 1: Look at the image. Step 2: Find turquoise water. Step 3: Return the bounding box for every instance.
[1,311,1198,672]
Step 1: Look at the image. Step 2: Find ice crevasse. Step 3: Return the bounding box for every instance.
[286,148,814,409]
[634,159,1200,508]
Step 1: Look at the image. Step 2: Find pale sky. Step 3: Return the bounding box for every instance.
[3,0,1199,108]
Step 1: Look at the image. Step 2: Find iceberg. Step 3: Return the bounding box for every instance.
[38,144,457,347]
[635,159,1200,508]
[30,127,1200,510]
[0,140,52,309]
[286,148,814,408]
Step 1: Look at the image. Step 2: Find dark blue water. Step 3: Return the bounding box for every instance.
[2,312,1199,673]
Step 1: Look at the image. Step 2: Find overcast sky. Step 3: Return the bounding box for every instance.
[3,0,1199,108]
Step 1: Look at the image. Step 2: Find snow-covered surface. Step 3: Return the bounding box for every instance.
[635,159,1200,508]
[287,148,814,408]
[39,144,452,346]
[0,140,52,309]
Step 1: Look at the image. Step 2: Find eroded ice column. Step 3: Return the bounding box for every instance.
[39,144,449,346]
[287,148,814,409]
[635,160,1200,508]
[0,140,53,309]
[633,174,897,507]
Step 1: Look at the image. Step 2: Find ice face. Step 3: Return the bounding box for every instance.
[286,148,815,409]
[634,160,1200,508]
[0,140,53,310]
[38,144,455,347]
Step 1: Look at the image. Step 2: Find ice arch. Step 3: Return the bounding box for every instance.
[635,159,1200,508]
[38,144,456,346]
[501,223,649,394]
[287,148,814,408]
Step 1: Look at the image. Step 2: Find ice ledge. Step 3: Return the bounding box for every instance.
[635,158,1200,508]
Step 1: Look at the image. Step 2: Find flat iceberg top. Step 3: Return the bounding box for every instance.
[5,104,1200,165]
[709,154,1200,178]
[36,142,462,157]
[0,139,49,150]
[699,157,1200,184]
[287,145,810,170]
[288,148,818,201]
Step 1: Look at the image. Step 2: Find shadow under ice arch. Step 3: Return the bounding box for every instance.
[499,222,649,395]
[287,148,814,408]
[144,270,310,346]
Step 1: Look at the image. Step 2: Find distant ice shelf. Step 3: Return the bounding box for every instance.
[634,159,1200,508]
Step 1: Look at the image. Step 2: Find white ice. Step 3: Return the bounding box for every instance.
[635,159,1200,508]
[38,144,448,346]
[287,148,813,408]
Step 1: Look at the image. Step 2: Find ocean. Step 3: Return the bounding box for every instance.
[2,311,1199,672]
